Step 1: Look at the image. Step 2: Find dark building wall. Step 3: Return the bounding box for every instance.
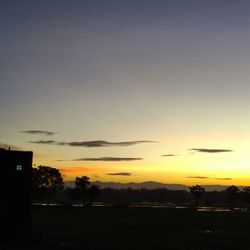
[0,149,32,245]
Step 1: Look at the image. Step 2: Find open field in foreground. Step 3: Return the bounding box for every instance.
[32,206,250,250]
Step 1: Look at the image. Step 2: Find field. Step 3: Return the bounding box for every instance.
[32,206,250,250]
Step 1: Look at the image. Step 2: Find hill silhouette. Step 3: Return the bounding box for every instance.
[64,181,239,191]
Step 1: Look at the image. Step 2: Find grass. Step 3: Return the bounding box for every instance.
[32,206,250,250]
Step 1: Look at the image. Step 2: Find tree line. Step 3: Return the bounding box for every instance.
[32,166,250,209]
[32,166,101,206]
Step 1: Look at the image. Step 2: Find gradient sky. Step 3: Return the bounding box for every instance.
[1,0,250,185]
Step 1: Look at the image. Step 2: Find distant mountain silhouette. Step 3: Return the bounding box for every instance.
[94,181,188,190]
[64,181,239,191]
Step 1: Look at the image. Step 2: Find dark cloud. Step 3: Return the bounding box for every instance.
[189,148,233,153]
[74,157,143,161]
[187,176,232,181]
[30,140,56,144]
[107,172,133,176]
[187,176,209,179]
[30,140,155,147]
[161,154,178,157]
[21,130,56,136]
[64,140,155,147]
[214,177,232,180]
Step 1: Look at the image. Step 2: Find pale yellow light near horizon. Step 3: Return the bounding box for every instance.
[14,114,249,188]
[32,142,250,186]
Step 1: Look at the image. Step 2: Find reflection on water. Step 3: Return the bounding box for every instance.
[32,203,249,212]
[197,207,231,212]
[198,207,249,212]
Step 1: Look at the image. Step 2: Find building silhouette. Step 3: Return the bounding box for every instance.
[0,148,32,245]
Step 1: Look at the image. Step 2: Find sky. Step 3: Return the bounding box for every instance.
[1,0,250,185]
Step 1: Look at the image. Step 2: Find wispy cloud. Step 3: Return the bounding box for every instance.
[214,177,232,180]
[161,154,178,157]
[74,157,143,161]
[30,140,56,144]
[189,148,233,153]
[30,140,155,147]
[187,176,209,179]
[187,176,232,180]
[107,172,133,176]
[21,130,56,136]
[66,140,155,147]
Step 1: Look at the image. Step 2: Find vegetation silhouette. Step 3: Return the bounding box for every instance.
[31,172,250,249]
[242,186,250,209]
[225,185,240,210]
[74,176,91,205]
[189,185,205,209]
[88,184,102,205]
[32,166,250,211]
[32,165,64,204]
[75,176,91,189]
[32,168,102,206]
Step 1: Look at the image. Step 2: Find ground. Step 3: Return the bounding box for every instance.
[31,206,250,250]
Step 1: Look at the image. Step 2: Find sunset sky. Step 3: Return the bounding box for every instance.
[1,0,250,185]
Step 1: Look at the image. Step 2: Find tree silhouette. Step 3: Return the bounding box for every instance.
[88,185,101,206]
[75,176,90,189]
[225,185,239,210]
[189,185,205,209]
[74,176,91,205]
[32,166,64,204]
[241,186,250,209]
